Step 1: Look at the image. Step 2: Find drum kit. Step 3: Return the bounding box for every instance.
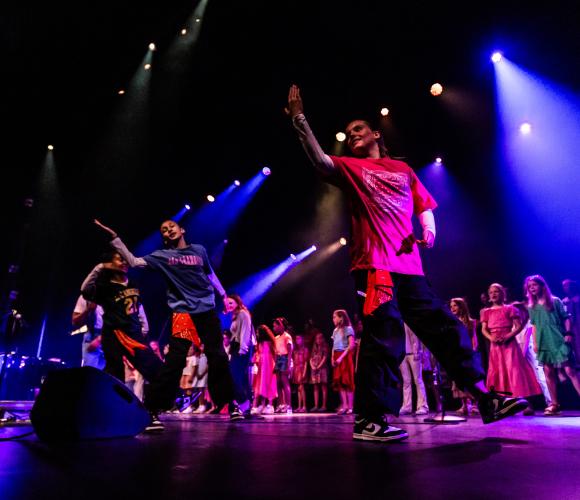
[0,353,67,401]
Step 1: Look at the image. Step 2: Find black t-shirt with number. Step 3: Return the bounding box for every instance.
[83,279,143,339]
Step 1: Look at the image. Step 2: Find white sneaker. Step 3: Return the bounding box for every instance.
[250,407,261,415]
[415,408,429,416]
[399,409,413,416]
[263,405,275,415]
[286,407,293,414]
[181,405,194,414]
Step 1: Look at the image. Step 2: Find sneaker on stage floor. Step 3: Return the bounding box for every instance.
[478,391,529,424]
[193,405,207,414]
[262,405,275,415]
[181,405,195,414]
[414,408,429,416]
[398,409,412,416]
[275,405,286,413]
[144,413,165,433]
[353,416,409,443]
[229,403,245,421]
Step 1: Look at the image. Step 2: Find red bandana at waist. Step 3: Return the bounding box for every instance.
[363,269,394,317]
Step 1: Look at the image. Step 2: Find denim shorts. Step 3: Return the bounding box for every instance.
[274,354,289,372]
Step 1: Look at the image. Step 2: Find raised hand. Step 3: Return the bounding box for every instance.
[285,84,304,118]
[94,219,118,239]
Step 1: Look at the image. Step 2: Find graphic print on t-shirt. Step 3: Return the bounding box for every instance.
[362,168,410,211]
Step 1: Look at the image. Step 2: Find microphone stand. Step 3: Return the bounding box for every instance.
[423,360,466,424]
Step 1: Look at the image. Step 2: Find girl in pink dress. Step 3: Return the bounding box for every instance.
[251,325,278,415]
[481,283,541,414]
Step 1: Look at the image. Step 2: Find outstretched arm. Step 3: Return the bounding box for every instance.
[94,219,148,268]
[208,271,227,303]
[286,85,335,174]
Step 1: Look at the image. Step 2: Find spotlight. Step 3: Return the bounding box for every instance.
[430,83,443,96]
[144,63,151,70]
[224,239,229,244]
[336,132,346,142]
[290,253,297,260]
[519,122,532,135]
[491,52,503,63]
[148,43,156,51]
[262,166,271,176]
[380,107,389,117]
[118,89,125,95]
[311,245,317,251]
[207,195,215,202]
[435,157,443,164]
[195,18,201,23]
[185,204,191,210]
[181,29,187,35]
[47,145,54,151]
[234,180,241,186]
[339,237,347,246]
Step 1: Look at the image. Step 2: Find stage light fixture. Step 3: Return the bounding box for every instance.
[519,122,532,135]
[118,90,125,95]
[435,157,443,164]
[47,145,54,151]
[144,63,151,70]
[195,18,201,23]
[430,83,443,96]
[181,29,187,35]
[185,204,191,210]
[491,52,503,63]
[380,108,389,116]
[336,132,346,142]
[339,237,347,246]
[311,245,317,251]
[234,180,241,186]
[148,43,156,51]
[207,195,215,202]
[262,167,271,176]
[290,253,297,260]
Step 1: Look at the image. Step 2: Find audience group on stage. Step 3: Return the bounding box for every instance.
[74,274,580,418]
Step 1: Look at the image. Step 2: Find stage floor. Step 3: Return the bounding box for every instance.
[1,407,580,500]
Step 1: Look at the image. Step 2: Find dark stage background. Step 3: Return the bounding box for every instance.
[2,1,579,365]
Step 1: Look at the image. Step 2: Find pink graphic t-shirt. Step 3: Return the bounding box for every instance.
[329,156,437,275]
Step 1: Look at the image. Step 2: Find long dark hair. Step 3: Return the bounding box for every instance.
[449,297,475,328]
[524,275,555,311]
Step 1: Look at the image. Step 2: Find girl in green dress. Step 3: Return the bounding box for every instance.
[525,275,580,415]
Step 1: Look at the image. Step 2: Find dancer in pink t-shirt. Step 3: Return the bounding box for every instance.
[286,84,529,443]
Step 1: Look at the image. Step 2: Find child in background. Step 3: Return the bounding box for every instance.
[399,324,429,416]
[331,309,355,415]
[481,283,541,415]
[252,325,278,415]
[449,298,479,416]
[525,275,580,415]
[192,344,211,413]
[511,301,553,407]
[291,335,310,412]
[273,317,293,414]
[309,332,330,412]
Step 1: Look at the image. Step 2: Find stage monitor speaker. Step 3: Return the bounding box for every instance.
[30,366,150,441]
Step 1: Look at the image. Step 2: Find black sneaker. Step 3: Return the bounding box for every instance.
[144,412,165,433]
[353,416,409,442]
[229,403,245,421]
[478,391,529,424]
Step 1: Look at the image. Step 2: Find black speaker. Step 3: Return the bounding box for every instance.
[30,366,150,441]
